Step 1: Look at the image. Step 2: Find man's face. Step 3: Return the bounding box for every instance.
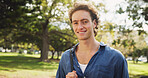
[72,10,96,40]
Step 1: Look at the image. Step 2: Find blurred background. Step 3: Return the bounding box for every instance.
[0,0,148,78]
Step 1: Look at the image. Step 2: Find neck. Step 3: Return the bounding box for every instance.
[77,36,100,53]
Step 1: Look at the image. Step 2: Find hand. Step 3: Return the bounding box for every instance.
[66,70,78,78]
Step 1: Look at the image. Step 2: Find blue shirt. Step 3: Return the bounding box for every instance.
[56,42,129,78]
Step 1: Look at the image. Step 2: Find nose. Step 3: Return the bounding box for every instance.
[78,22,83,29]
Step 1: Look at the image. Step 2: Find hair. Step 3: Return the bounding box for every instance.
[68,1,100,36]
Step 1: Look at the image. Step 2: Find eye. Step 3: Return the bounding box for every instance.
[84,21,88,23]
[73,22,78,25]
[82,20,88,24]
[74,22,78,24]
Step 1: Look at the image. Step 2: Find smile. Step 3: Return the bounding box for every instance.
[77,31,86,33]
[79,32,85,33]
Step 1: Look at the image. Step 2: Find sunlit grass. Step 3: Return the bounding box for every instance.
[128,61,148,78]
[0,52,59,78]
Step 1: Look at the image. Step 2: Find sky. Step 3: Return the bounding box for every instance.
[101,0,148,44]
[96,0,148,31]
[99,0,127,23]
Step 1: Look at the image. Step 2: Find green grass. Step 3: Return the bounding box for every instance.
[0,52,148,78]
[128,61,148,78]
[0,52,59,78]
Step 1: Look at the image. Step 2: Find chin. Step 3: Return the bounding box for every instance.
[78,36,90,40]
[76,33,92,40]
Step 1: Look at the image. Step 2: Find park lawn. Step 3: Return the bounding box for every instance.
[128,61,148,78]
[0,52,59,78]
[0,52,148,78]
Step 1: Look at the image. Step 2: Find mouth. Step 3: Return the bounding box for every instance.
[77,31,86,34]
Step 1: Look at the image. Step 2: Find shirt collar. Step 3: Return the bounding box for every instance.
[71,43,79,53]
[72,42,106,53]
[99,42,107,47]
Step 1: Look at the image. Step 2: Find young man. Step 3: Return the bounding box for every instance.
[56,2,129,78]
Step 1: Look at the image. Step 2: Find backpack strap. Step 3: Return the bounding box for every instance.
[70,49,74,71]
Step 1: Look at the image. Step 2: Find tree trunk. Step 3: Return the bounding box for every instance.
[57,51,60,59]
[51,51,55,59]
[40,19,49,62]
[40,37,49,61]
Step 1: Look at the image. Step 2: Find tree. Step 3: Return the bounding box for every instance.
[132,48,141,63]
[117,0,147,34]
[20,0,73,61]
[49,26,76,59]
[111,28,135,56]
[142,47,148,63]
[0,0,32,49]
[0,0,73,61]
[113,0,148,56]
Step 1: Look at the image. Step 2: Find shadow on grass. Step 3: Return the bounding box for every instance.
[0,68,17,72]
[130,74,148,78]
[0,55,59,71]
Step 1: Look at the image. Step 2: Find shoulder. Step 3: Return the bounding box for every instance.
[61,49,70,60]
[58,49,71,68]
[99,42,125,61]
[105,46,125,61]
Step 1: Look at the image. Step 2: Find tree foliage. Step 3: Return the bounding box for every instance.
[117,0,148,34]
[113,0,148,58]
[0,0,32,49]
[0,0,75,61]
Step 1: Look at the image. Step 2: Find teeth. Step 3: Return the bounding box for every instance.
[79,32,85,33]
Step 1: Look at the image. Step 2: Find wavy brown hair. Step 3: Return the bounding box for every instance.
[69,1,100,36]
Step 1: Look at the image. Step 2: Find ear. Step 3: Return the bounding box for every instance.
[93,19,97,29]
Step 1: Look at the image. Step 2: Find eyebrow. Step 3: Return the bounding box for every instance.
[81,19,89,21]
[72,18,89,23]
